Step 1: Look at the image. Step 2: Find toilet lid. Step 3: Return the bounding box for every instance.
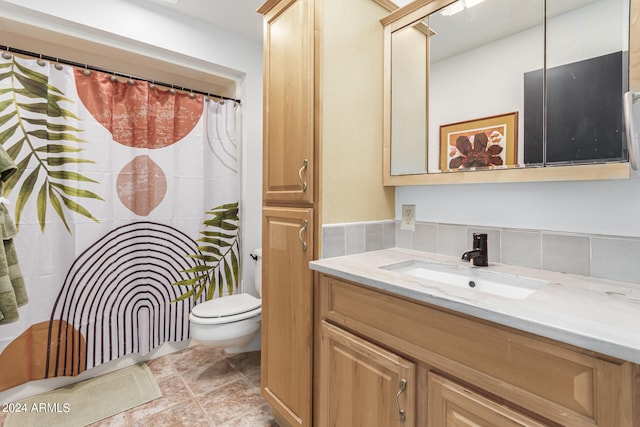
[191,293,261,318]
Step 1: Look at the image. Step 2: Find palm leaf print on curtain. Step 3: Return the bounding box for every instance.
[172,202,240,302]
[173,99,241,301]
[0,56,102,232]
[0,54,241,392]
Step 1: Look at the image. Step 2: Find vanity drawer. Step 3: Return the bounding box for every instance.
[319,275,637,427]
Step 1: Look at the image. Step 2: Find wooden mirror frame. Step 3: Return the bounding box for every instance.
[380,0,636,186]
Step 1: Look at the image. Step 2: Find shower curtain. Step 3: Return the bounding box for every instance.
[0,54,241,392]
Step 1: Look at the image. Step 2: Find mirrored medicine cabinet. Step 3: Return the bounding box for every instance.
[381,0,637,185]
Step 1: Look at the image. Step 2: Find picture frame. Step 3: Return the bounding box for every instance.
[440,112,518,172]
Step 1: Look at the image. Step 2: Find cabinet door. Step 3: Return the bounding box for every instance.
[261,206,313,427]
[427,373,548,427]
[318,321,416,427]
[262,0,314,204]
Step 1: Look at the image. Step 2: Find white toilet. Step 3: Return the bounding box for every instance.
[189,249,262,353]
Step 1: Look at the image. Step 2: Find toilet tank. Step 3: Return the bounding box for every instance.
[253,248,262,298]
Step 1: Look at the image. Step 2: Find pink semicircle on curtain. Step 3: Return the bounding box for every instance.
[117,155,168,216]
[74,69,203,148]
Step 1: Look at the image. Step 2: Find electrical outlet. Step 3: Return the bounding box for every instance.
[401,204,416,231]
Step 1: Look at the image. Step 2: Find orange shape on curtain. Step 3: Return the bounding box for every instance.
[0,320,86,392]
[74,69,203,148]
[117,155,168,216]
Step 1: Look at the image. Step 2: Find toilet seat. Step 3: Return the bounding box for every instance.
[190,293,261,325]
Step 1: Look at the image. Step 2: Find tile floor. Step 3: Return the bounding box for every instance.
[91,345,277,427]
[0,345,277,427]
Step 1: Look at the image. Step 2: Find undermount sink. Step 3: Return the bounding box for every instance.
[381,260,547,299]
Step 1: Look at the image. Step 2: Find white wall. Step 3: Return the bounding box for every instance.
[397,176,640,237]
[0,0,263,292]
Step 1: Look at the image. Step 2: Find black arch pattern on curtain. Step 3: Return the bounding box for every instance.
[45,221,206,377]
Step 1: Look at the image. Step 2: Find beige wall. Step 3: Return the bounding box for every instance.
[321,0,395,224]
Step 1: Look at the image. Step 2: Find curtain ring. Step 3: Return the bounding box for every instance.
[1,47,11,60]
[37,54,46,67]
[54,59,63,70]
[83,65,91,76]
[188,91,195,99]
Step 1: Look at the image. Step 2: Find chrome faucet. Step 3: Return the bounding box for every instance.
[461,233,488,267]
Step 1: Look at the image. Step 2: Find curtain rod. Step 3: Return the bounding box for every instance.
[0,45,242,105]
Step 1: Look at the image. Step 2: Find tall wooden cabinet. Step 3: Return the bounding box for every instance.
[260,0,314,205]
[258,0,395,424]
[258,0,316,426]
[262,207,314,426]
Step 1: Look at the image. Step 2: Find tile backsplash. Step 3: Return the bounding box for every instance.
[322,220,640,285]
[322,221,395,258]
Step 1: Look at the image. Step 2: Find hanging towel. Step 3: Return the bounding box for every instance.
[0,145,26,325]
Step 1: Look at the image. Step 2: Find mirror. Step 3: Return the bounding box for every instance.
[390,17,430,175]
[384,0,631,182]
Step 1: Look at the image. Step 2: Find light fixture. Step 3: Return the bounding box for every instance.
[440,1,465,16]
[440,0,486,16]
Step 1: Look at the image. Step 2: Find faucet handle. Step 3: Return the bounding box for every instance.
[472,233,487,249]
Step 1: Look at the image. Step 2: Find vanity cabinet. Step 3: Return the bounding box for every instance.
[427,373,546,427]
[316,274,640,427]
[318,321,416,426]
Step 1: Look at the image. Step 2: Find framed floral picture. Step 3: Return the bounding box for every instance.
[440,112,518,172]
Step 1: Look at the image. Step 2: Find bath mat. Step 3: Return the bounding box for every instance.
[4,363,162,427]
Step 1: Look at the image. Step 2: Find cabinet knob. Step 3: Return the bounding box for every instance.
[396,379,407,423]
[298,220,308,252]
[298,159,308,192]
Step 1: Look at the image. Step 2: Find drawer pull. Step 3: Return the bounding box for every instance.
[396,379,407,422]
[298,159,308,192]
[298,220,308,252]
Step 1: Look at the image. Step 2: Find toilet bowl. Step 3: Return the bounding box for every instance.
[189,249,262,353]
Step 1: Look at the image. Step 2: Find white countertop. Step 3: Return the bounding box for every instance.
[310,248,640,364]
